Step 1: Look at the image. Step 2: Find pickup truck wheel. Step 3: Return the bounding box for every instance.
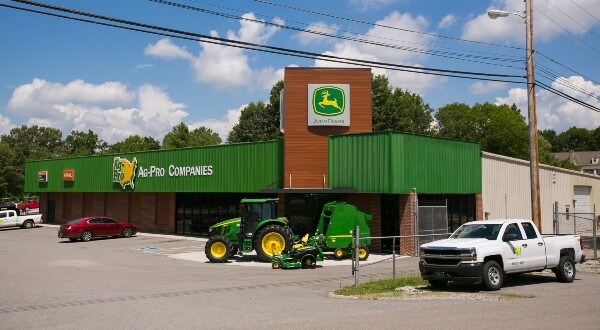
[555,255,575,283]
[81,230,93,242]
[22,220,34,229]
[428,280,448,289]
[482,260,503,291]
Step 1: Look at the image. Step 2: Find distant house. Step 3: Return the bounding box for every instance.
[553,151,600,176]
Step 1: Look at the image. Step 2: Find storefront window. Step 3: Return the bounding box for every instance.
[175,193,273,236]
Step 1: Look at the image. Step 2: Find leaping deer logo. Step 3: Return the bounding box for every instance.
[318,90,342,111]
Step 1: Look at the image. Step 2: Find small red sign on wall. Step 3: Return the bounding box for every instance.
[63,169,75,182]
[38,171,48,182]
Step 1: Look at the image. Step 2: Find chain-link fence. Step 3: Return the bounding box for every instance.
[553,202,597,260]
[414,199,448,250]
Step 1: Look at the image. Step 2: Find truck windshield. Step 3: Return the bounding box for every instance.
[450,224,502,240]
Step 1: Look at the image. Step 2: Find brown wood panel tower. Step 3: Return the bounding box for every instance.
[283,68,372,188]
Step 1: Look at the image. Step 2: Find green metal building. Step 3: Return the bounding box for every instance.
[25,132,481,253]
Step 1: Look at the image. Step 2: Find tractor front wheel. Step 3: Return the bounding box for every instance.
[333,248,346,259]
[205,235,232,263]
[254,225,293,262]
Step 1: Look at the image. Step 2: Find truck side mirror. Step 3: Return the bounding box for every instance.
[503,233,518,242]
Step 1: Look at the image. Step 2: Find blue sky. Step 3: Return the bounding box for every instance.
[1,0,599,143]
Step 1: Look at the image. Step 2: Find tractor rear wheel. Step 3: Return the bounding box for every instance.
[205,235,232,263]
[254,225,293,262]
[358,245,370,261]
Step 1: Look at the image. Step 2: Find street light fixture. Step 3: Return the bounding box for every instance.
[488,1,541,230]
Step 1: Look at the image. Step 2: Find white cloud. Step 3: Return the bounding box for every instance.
[438,14,457,29]
[144,38,193,60]
[295,22,340,45]
[495,76,600,131]
[255,67,285,91]
[190,105,246,142]
[350,0,398,12]
[7,79,189,143]
[462,0,600,43]
[469,81,508,95]
[8,79,134,115]
[315,11,442,94]
[145,13,285,91]
[0,113,15,135]
[134,64,155,71]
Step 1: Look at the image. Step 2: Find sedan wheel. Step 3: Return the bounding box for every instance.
[122,227,133,238]
[81,230,93,242]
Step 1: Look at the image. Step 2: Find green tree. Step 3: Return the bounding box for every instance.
[538,136,580,171]
[555,127,594,151]
[0,142,21,197]
[227,81,284,143]
[0,125,64,197]
[162,123,221,149]
[539,129,559,152]
[107,135,161,154]
[189,126,222,146]
[372,75,434,134]
[436,102,529,159]
[63,130,108,157]
[1,125,63,162]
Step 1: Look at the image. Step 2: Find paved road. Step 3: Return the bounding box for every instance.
[1,225,599,329]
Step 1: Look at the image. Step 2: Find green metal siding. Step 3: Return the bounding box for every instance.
[329,132,482,194]
[25,141,283,193]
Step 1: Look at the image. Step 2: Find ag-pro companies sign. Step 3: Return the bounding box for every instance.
[307,84,350,126]
[113,156,213,191]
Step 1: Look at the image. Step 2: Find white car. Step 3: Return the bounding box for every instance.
[0,208,43,229]
[419,219,585,290]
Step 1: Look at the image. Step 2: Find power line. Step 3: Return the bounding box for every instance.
[537,80,600,113]
[536,51,600,85]
[569,0,600,25]
[536,67,600,100]
[4,2,598,118]
[150,0,524,71]
[543,0,600,40]
[252,0,525,50]
[534,3,600,56]
[2,1,525,83]
[533,14,600,62]
[181,0,523,60]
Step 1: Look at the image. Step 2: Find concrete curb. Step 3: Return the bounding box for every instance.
[328,291,359,300]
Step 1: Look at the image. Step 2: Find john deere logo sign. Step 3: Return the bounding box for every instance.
[308,84,350,126]
[113,157,138,190]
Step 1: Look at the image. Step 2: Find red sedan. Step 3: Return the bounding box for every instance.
[58,217,137,242]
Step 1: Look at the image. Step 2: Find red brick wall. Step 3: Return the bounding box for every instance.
[399,193,417,255]
[475,193,483,220]
[347,194,381,253]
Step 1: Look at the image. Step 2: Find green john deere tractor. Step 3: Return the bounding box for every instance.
[205,198,293,263]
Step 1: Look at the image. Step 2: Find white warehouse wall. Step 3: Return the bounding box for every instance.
[482,152,600,233]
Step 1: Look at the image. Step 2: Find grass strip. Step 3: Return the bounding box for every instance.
[334,276,428,296]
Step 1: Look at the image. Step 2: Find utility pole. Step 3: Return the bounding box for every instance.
[526,0,541,229]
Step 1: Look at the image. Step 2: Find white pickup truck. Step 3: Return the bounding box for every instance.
[419,219,586,290]
[0,208,43,229]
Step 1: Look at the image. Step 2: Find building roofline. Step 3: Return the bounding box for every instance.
[482,151,600,179]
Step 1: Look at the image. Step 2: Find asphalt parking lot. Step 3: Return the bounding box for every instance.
[2,225,600,329]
